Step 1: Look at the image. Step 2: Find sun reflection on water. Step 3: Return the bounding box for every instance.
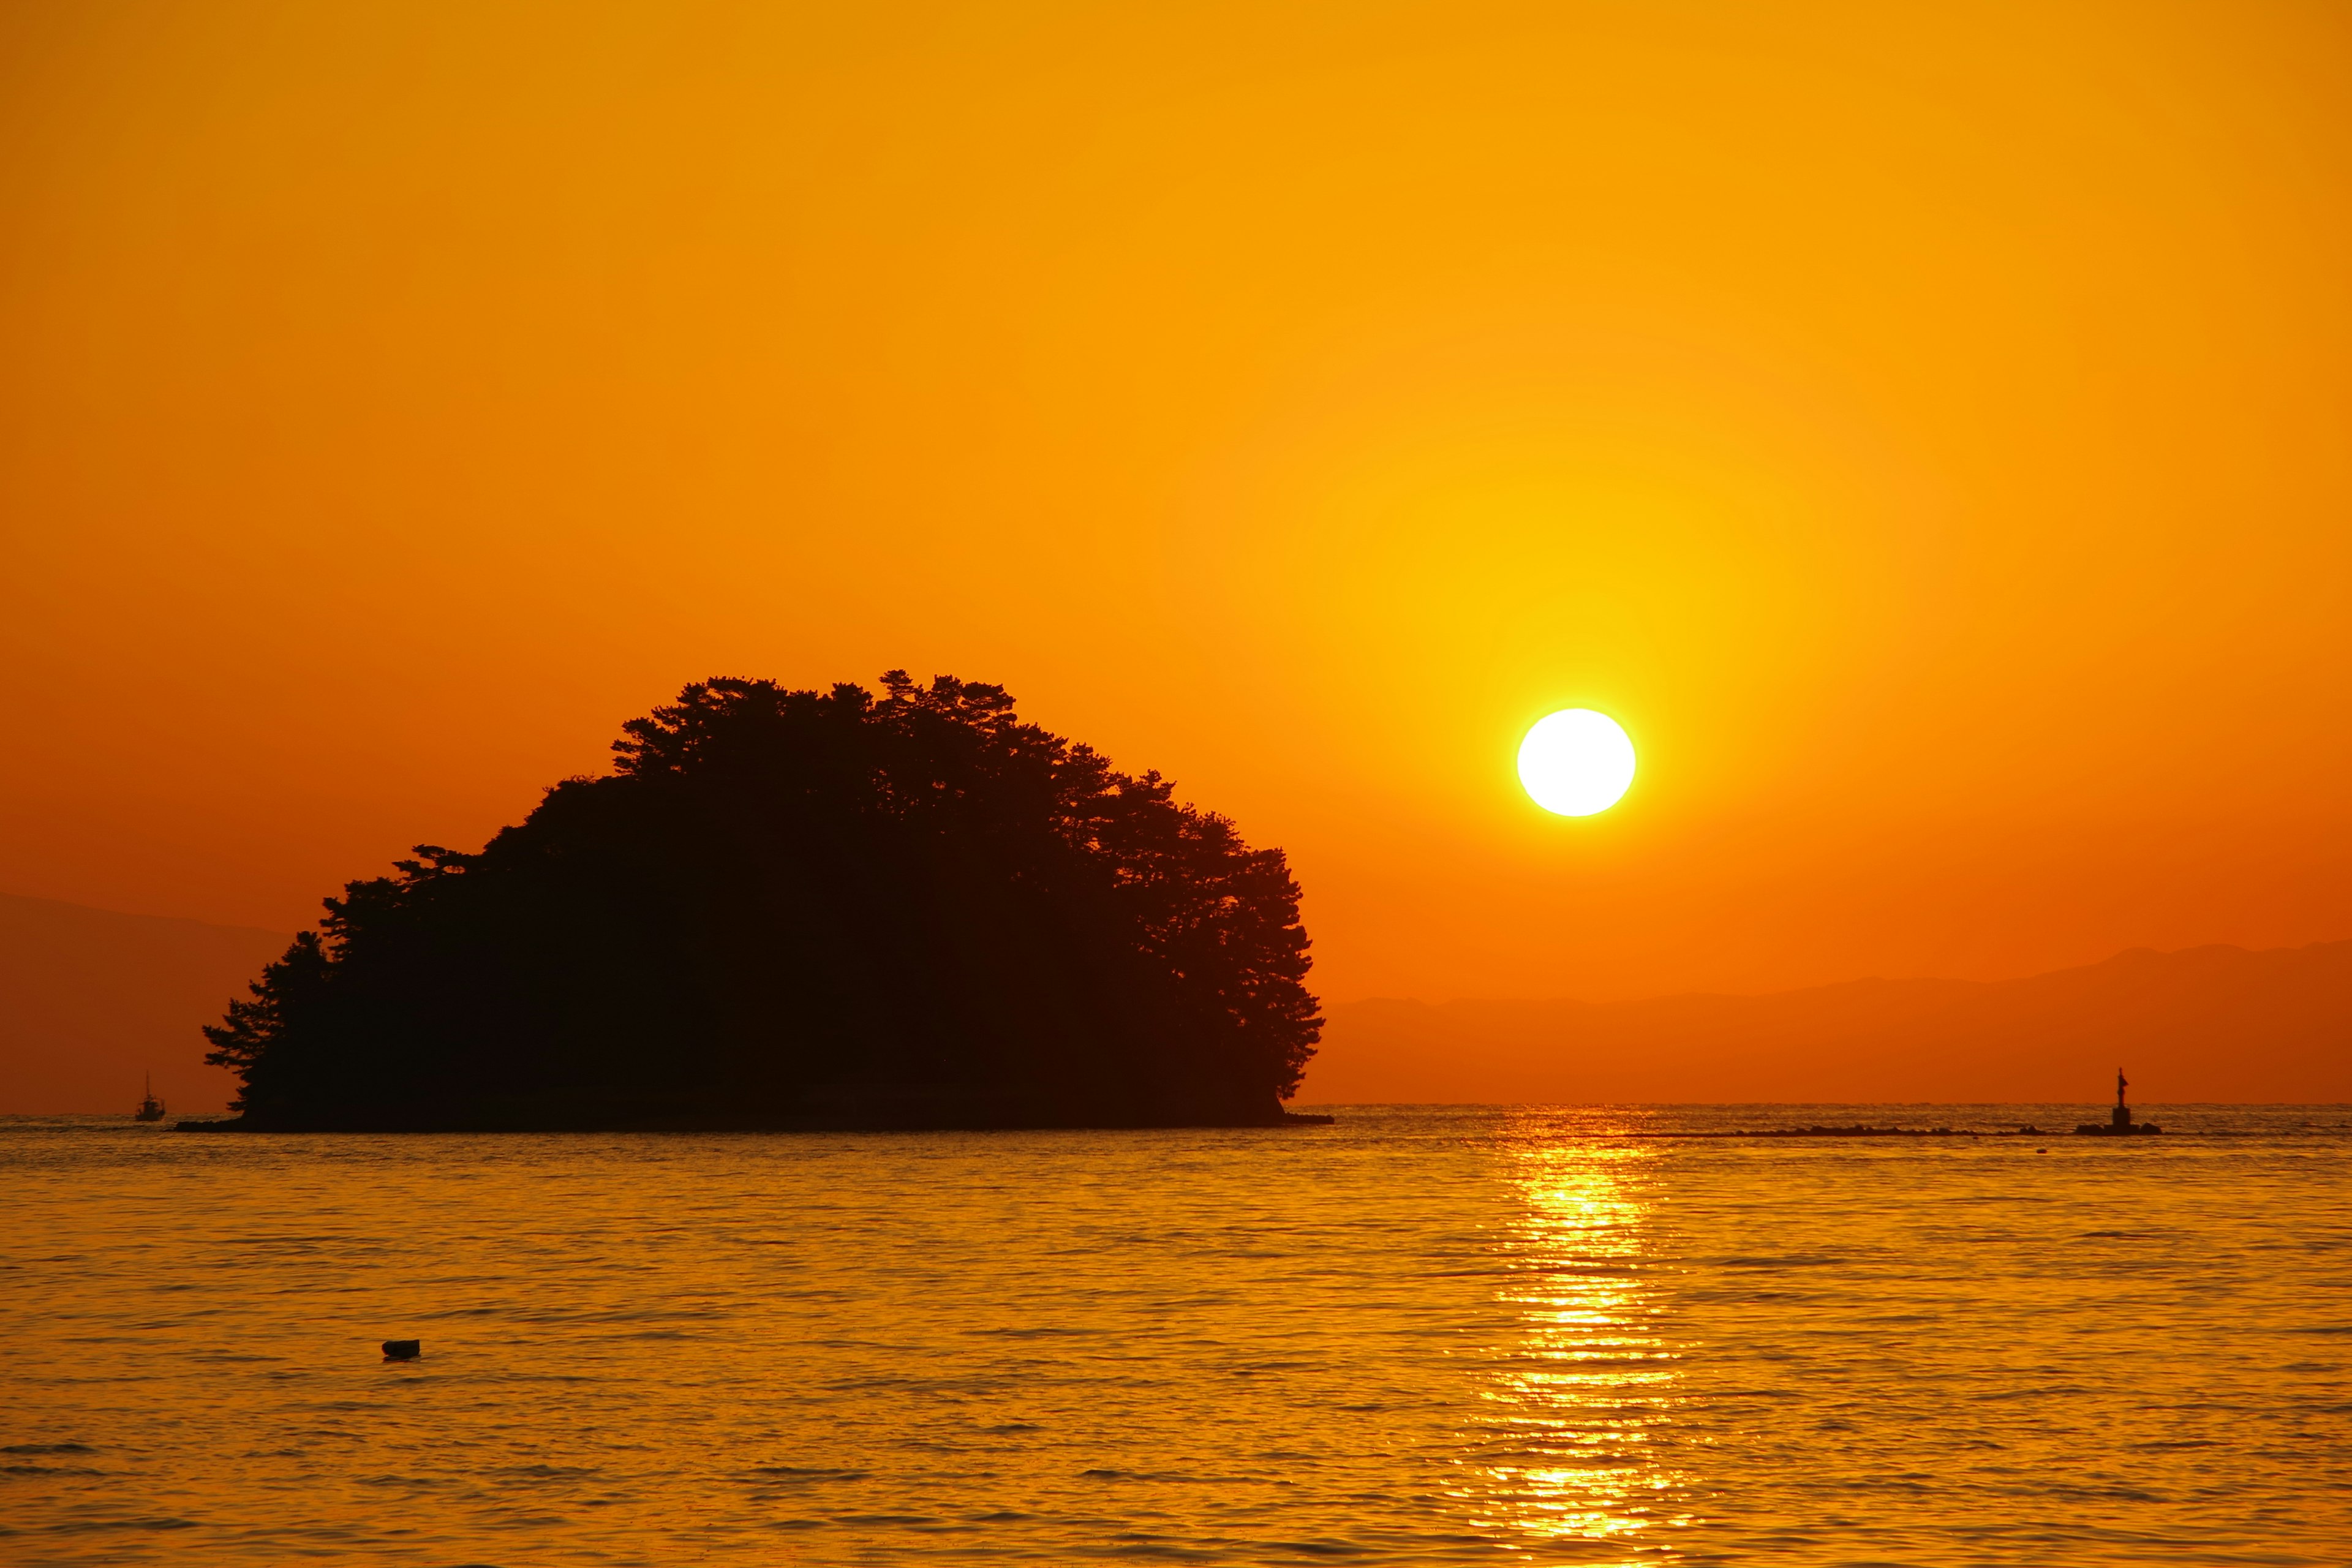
[1460,1117,1691,1562]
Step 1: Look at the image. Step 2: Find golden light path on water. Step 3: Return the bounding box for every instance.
[1466,1129,1689,1561]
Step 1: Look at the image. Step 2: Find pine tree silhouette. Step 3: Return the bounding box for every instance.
[203,674,1321,1129]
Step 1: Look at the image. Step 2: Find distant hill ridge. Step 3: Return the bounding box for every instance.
[1302,941,2352,1104]
[6,889,2346,1112]
[0,892,288,1114]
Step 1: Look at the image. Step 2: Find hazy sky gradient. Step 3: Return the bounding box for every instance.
[4,1,2347,1001]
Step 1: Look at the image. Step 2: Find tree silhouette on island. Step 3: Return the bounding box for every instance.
[198,674,1324,1130]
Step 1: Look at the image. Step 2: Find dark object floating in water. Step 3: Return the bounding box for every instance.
[187,675,1325,1133]
[133,1073,165,1123]
[2075,1068,2163,1136]
[382,1340,421,1360]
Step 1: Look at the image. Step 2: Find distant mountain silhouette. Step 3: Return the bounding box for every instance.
[201,674,1323,1130]
[1301,941,2352,1104]
[0,893,287,1114]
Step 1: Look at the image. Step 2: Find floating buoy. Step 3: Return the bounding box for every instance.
[382,1340,421,1360]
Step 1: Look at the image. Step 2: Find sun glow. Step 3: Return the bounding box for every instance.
[1517,710,1637,817]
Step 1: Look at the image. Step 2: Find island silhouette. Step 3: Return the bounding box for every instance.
[193,674,1324,1131]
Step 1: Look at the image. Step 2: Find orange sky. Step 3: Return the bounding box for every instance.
[3,1,2348,1005]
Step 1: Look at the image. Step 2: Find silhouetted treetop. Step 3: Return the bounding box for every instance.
[203,674,1321,1130]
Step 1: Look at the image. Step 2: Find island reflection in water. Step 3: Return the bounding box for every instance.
[1464,1123,1689,1561]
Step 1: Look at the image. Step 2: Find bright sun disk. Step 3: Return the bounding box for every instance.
[1517,709,1636,816]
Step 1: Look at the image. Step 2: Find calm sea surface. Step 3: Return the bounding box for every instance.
[2,1105,2346,1566]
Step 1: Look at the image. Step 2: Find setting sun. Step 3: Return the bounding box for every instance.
[1517,709,1637,818]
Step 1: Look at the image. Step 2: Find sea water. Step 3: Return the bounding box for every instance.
[1,1105,2345,1565]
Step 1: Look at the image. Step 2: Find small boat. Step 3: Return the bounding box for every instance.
[134,1074,167,1123]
